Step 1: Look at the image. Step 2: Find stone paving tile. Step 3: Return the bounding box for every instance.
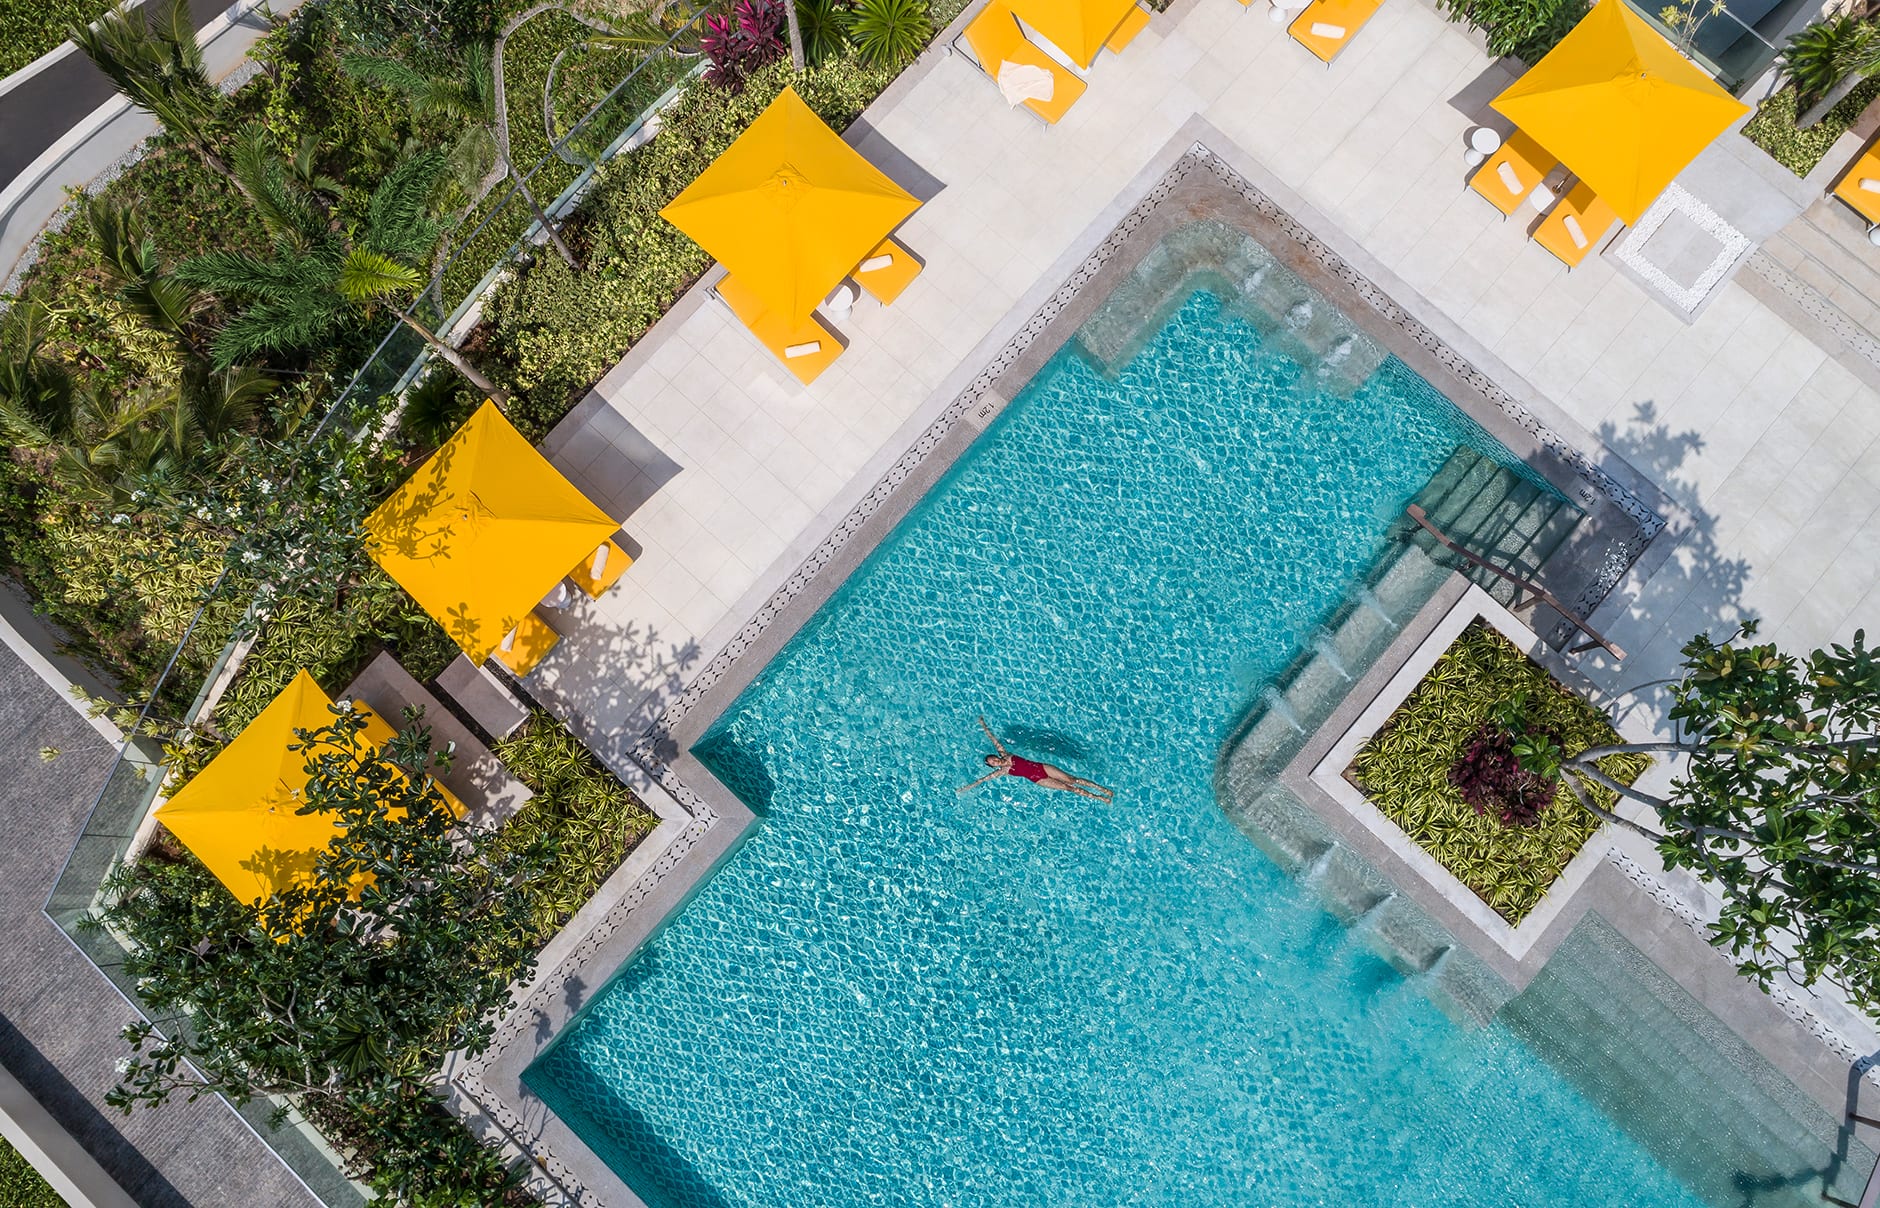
[527,0,1880,766]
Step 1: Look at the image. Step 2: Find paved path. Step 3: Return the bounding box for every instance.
[0,645,320,1207]
[0,0,294,287]
[0,0,230,193]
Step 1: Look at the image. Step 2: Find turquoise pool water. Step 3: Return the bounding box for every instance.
[526,291,1801,1207]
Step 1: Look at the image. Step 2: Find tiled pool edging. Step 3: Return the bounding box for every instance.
[452,125,1693,1207]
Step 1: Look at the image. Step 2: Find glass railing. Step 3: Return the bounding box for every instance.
[40,8,714,1202]
[1622,0,1794,93]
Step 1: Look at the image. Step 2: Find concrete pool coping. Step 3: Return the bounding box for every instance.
[448,119,1854,1207]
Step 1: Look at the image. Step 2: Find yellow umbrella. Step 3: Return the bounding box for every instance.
[155,670,395,907]
[659,86,918,323]
[1009,0,1136,68]
[365,400,618,663]
[1490,0,1746,225]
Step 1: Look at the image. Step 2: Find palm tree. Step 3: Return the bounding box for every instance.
[0,299,272,501]
[1783,16,1880,128]
[178,148,510,403]
[70,0,245,193]
[342,44,578,268]
[784,0,807,71]
[87,198,209,357]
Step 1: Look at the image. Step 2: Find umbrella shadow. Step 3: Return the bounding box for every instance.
[846,119,948,204]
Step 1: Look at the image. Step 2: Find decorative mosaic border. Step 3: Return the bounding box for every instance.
[463,142,1676,1206]
[1608,849,1880,1087]
[1611,183,1753,316]
[644,144,1666,746]
[1745,248,1880,375]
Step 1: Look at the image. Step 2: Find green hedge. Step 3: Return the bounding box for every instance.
[0,1136,61,1208]
[0,0,113,79]
[1743,77,1880,177]
[1350,622,1648,924]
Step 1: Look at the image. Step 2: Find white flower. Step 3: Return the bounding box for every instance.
[241,550,261,564]
[114,1056,133,1074]
[195,506,212,520]
[111,513,129,525]
[258,480,273,495]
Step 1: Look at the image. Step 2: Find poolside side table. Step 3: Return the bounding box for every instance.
[1464,126,1501,169]
[437,653,530,739]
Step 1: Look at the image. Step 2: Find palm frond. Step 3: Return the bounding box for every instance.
[186,365,276,440]
[122,274,207,337]
[179,248,330,302]
[336,248,423,305]
[232,125,328,248]
[206,295,347,367]
[86,197,159,287]
[363,150,446,261]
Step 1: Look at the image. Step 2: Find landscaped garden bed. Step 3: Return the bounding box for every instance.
[0,1135,60,1208]
[1348,620,1648,925]
[0,0,115,78]
[1742,76,1880,177]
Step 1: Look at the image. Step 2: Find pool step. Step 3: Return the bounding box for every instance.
[1406,448,1587,618]
[1501,917,1869,1205]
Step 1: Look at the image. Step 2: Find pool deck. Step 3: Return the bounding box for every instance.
[531,0,1876,771]
[473,1,1880,1201]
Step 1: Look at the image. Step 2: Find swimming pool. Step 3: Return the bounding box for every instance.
[525,286,1830,1207]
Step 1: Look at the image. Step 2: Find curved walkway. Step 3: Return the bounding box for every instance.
[0,0,301,288]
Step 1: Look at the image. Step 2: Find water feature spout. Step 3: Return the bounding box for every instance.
[1311,630,1351,682]
[1356,586,1398,631]
[1318,335,1355,376]
[1242,266,1268,293]
[1285,300,1313,330]
[1259,686,1305,733]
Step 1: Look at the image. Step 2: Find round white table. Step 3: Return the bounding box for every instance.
[823,281,857,320]
[1528,182,1557,213]
[1469,127,1503,155]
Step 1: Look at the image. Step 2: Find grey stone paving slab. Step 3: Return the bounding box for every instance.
[0,646,321,1207]
[345,651,534,826]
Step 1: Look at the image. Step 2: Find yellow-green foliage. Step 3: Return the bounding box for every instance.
[1350,622,1648,924]
[485,56,896,438]
[1743,77,1880,177]
[0,1133,62,1208]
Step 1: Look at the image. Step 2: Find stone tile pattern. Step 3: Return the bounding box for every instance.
[0,649,321,1208]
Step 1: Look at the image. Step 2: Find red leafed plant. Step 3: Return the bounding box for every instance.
[702,0,786,90]
[1448,720,1559,827]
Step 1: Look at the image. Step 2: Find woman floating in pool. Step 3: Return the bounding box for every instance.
[958,717,1114,801]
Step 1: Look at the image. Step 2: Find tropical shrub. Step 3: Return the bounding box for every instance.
[1350,622,1648,923]
[0,1133,61,1208]
[0,0,113,78]
[1448,714,1560,826]
[845,0,932,68]
[484,55,894,436]
[1436,0,1586,64]
[796,0,853,62]
[1781,15,1879,109]
[1743,73,1880,176]
[702,0,788,90]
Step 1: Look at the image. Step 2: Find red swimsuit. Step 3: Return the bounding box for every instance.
[1006,756,1051,783]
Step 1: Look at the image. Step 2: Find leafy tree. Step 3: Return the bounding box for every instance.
[71,0,246,192]
[1518,622,1880,1013]
[178,146,510,402]
[94,707,550,1201]
[341,44,580,268]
